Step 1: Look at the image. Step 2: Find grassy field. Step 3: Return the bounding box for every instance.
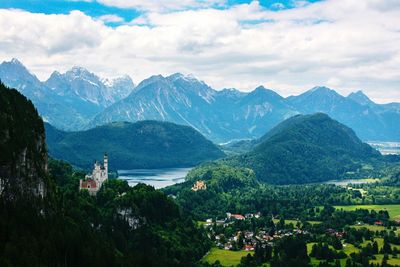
[342,243,360,255]
[370,254,400,265]
[352,224,400,235]
[307,242,359,256]
[202,248,253,266]
[307,243,348,267]
[334,204,400,219]
[272,219,321,226]
[362,237,400,251]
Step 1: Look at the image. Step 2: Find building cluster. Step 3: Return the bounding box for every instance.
[204,212,309,252]
[191,180,207,191]
[79,154,109,196]
[326,228,345,238]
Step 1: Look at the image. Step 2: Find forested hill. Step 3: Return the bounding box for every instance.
[0,82,47,196]
[228,113,382,184]
[45,120,225,169]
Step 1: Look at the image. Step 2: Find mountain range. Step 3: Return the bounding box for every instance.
[0,59,134,130]
[1,59,399,142]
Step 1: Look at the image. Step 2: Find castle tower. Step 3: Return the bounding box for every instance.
[104,153,108,176]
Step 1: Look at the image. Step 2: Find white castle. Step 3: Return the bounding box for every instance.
[79,153,108,195]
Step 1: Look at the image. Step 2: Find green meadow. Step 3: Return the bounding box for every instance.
[202,248,254,266]
[334,204,400,219]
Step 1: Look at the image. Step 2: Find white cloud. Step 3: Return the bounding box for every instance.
[0,0,399,103]
[97,14,124,23]
[97,0,226,12]
[271,3,285,10]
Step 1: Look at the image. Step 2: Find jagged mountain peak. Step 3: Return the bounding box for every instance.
[308,86,338,95]
[1,58,32,74]
[167,72,202,83]
[65,66,100,81]
[217,88,246,98]
[10,58,23,66]
[42,65,135,108]
[70,66,91,74]
[167,72,185,80]
[102,74,134,87]
[131,74,168,93]
[348,90,375,106]
[0,58,41,87]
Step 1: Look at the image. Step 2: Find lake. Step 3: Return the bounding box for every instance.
[367,141,400,155]
[323,178,379,186]
[117,168,192,189]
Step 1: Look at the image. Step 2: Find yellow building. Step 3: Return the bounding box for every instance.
[192,180,207,191]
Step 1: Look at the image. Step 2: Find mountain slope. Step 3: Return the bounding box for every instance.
[229,113,381,184]
[45,120,225,169]
[88,74,218,137]
[0,81,47,196]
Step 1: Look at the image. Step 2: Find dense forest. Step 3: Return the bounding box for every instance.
[164,162,400,221]
[45,120,225,170]
[1,159,211,266]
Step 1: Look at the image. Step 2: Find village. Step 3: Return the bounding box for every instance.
[202,212,311,252]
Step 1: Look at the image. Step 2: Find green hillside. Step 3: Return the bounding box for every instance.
[0,81,47,193]
[229,113,381,184]
[45,120,225,170]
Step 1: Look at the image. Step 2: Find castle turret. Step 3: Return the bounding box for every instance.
[104,153,108,176]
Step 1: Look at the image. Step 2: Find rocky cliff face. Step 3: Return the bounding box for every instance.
[0,82,47,198]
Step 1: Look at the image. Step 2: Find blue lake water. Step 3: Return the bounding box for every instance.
[323,179,377,186]
[367,141,400,155]
[117,168,191,189]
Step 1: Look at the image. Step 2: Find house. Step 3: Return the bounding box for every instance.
[374,220,384,226]
[227,212,245,220]
[335,232,345,238]
[245,245,254,251]
[245,213,254,219]
[224,242,232,250]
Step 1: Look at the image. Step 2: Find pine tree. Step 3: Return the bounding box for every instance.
[372,241,379,254]
[381,254,389,267]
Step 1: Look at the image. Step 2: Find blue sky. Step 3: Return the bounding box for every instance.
[0,0,399,103]
[0,0,323,26]
[0,0,141,24]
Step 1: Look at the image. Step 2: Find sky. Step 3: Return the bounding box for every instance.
[0,0,399,103]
